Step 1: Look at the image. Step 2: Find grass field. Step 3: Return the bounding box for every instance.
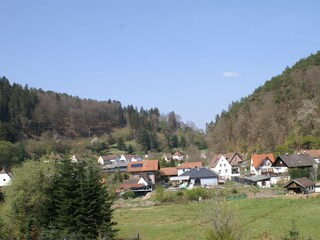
[114,196,320,240]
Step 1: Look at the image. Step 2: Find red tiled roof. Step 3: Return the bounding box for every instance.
[176,162,203,169]
[208,154,223,168]
[160,167,178,176]
[299,150,320,158]
[127,160,159,173]
[251,153,275,168]
[173,151,183,156]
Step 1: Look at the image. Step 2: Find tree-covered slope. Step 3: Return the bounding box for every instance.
[207,51,320,153]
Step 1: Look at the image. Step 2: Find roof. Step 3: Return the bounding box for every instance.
[251,153,275,168]
[127,160,159,172]
[208,154,223,168]
[173,151,183,156]
[179,168,218,179]
[273,154,316,168]
[245,175,271,182]
[160,167,178,176]
[298,150,320,158]
[162,153,173,158]
[119,179,145,190]
[100,154,120,161]
[0,168,12,177]
[284,177,315,188]
[176,162,203,169]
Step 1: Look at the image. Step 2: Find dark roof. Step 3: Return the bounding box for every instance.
[245,175,271,182]
[273,154,316,167]
[284,177,315,188]
[179,168,218,179]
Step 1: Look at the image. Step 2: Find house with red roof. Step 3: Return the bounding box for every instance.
[250,153,275,175]
[297,149,320,163]
[127,160,159,184]
[176,161,203,176]
[173,151,184,161]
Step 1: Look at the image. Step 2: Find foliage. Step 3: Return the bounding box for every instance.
[281,220,313,240]
[288,168,311,180]
[155,185,165,202]
[206,51,320,153]
[1,160,56,239]
[121,190,136,200]
[0,159,117,239]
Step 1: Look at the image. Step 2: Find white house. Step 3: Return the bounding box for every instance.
[119,154,142,162]
[70,154,79,163]
[173,151,184,161]
[209,154,232,180]
[250,153,275,175]
[98,154,120,165]
[170,168,218,187]
[0,168,12,187]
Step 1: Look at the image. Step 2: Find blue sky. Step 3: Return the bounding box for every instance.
[1,1,320,130]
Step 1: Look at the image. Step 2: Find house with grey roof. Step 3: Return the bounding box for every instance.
[245,175,271,188]
[170,167,218,187]
[284,177,315,194]
[272,154,317,175]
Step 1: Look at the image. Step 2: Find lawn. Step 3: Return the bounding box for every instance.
[114,196,320,240]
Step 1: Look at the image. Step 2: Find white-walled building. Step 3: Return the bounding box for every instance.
[209,154,232,180]
[0,168,12,187]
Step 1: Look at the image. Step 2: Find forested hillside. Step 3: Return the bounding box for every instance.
[0,77,206,167]
[207,51,320,154]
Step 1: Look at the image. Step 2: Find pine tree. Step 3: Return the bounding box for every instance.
[46,160,117,239]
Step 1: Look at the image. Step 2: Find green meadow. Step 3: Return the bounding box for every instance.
[114,196,320,240]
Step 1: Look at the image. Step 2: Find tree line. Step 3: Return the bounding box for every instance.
[207,51,320,155]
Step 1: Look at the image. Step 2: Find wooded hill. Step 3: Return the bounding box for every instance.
[207,51,320,154]
[0,77,206,160]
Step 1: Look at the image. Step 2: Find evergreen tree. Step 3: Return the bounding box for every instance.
[180,135,187,149]
[46,160,117,239]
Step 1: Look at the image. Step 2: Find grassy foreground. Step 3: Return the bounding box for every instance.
[114,196,320,240]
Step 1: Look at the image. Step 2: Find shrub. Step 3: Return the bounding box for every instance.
[122,190,136,199]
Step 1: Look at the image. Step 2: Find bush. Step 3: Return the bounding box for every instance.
[122,190,136,199]
[155,185,165,202]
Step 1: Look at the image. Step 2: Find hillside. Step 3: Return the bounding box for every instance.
[207,51,320,154]
[0,77,206,167]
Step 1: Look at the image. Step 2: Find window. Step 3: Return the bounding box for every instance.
[219,164,222,167]
[224,164,226,167]
[219,170,221,173]
[225,169,228,173]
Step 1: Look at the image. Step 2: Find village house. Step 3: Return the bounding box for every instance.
[225,152,244,176]
[161,153,173,162]
[173,151,184,161]
[127,160,159,184]
[297,149,320,163]
[160,167,178,182]
[98,154,120,165]
[284,177,315,194]
[250,153,275,175]
[170,167,218,187]
[176,162,203,176]
[70,154,79,163]
[245,175,271,188]
[118,177,152,194]
[0,168,12,187]
[119,154,142,162]
[272,154,317,175]
[209,154,232,180]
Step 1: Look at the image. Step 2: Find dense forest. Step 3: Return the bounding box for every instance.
[207,51,320,154]
[0,77,206,168]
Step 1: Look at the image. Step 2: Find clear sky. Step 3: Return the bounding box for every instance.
[1,1,319,130]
